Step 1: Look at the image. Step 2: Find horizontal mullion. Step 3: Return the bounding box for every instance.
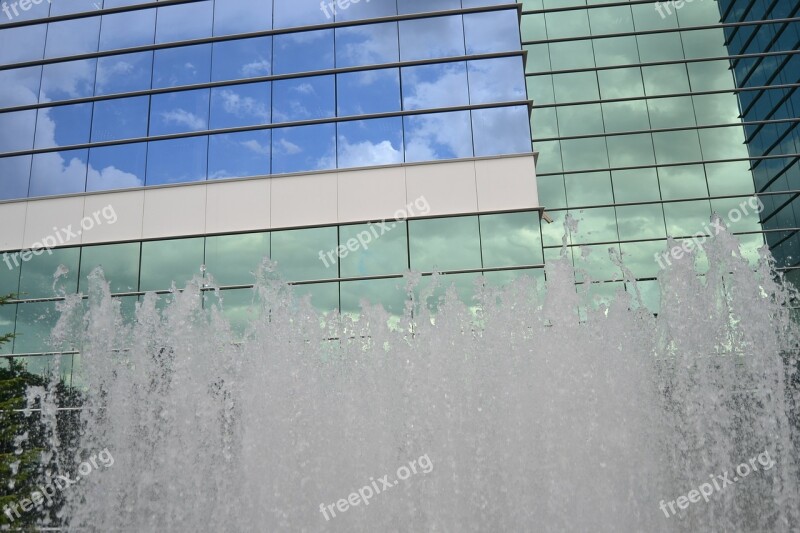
[535,152,800,178]
[0,51,524,114]
[533,118,800,144]
[0,101,532,159]
[530,82,800,110]
[522,17,800,46]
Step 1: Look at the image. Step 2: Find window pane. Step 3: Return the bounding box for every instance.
[40,59,96,102]
[399,16,465,61]
[99,8,156,50]
[156,0,213,43]
[34,103,93,149]
[292,282,339,314]
[337,69,401,115]
[480,211,543,267]
[0,252,21,295]
[79,243,140,294]
[464,10,521,54]
[273,75,335,122]
[91,96,149,142]
[208,130,270,180]
[150,89,210,135]
[214,0,272,35]
[339,221,408,277]
[404,111,473,163]
[212,37,272,82]
[401,62,469,110]
[274,0,329,29]
[49,0,96,15]
[0,155,31,200]
[398,0,460,15]
[153,44,212,89]
[271,227,338,281]
[87,143,147,192]
[29,150,88,197]
[409,216,482,272]
[95,51,153,96]
[0,302,15,355]
[335,23,399,68]
[210,82,271,129]
[468,57,526,105]
[472,106,531,157]
[205,233,270,286]
[0,110,36,153]
[273,29,334,75]
[19,247,80,299]
[14,302,58,354]
[0,25,47,65]
[140,238,205,292]
[337,118,403,168]
[272,123,335,174]
[341,278,406,317]
[0,66,42,107]
[334,0,396,21]
[45,17,100,58]
[146,137,208,185]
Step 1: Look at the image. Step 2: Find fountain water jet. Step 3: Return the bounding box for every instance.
[11,221,800,532]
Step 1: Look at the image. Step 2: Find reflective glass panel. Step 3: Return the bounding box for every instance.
[79,243,140,294]
[208,130,271,180]
[34,103,93,149]
[91,96,149,142]
[337,117,403,169]
[210,82,271,129]
[0,110,36,153]
[19,247,80,299]
[339,221,408,278]
[472,106,531,157]
[409,216,482,272]
[335,23,399,68]
[99,8,156,50]
[404,111,473,162]
[399,16,465,61]
[95,51,153,96]
[87,143,147,192]
[149,89,210,135]
[274,0,329,28]
[0,25,47,65]
[480,212,543,267]
[271,123,335,174]
[464,10,521,54]
[146,137,208,185]
[341,278,406,317]
[334,0,396,21]
[212,37,272,82]
[270,227,338,281]
[140,238,205,292]
[29,150,88,196]
[214,0,272,35]
[273,30,334,75]
[337,69,401,115]
[44,16,101,58]
[468,57,526,104]
[13,302,58,354]
[156,0,213,43]
[0,66,41,107]
[273,76,335,122]
[204,232,270,286]
[401,62,469,110]
[40,59,96,102]
[398,0,459,14]
[153,44,212,89]
[0,155,31,200]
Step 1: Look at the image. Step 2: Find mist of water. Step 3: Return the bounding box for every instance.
[14,221,800,532]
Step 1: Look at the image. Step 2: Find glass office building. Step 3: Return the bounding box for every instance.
[718,0,800,281]
[0,0,543,369]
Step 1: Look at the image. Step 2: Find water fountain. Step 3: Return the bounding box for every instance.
[7,220,800,531]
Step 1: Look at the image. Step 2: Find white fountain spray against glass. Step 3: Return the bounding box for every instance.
[13,217,800,532]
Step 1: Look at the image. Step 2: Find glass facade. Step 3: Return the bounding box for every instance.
[523,0,771,311]
[0,212,544,361]
[719,0,800,280]
[0,0,530,200]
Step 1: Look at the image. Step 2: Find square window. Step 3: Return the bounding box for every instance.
[210,82,271,129]
[146,137,208,186]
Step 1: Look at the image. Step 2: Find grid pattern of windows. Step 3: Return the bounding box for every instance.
[0,0,531,200]
[719,0,800,280]
[0,211,544,361]
[521,0,788,310]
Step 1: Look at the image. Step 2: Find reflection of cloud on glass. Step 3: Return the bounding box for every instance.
[241,60,270,77]
[216,90,270,121]
[402,63,469,110]
[40,59,95,101]
[241,139,271,156]
[275,138,301,155]
[335,23,399,67]
[404,111,473,162]
[160,109,206,131]
[29,151,88,196]
[337,137,402,168]
[87,164,142,190]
